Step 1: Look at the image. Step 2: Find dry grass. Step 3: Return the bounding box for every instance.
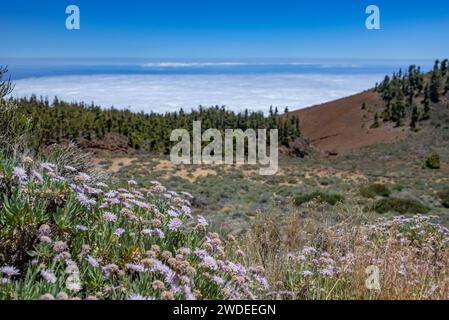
[236,202,449,300]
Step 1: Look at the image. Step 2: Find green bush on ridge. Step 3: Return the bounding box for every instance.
[359,183,391,198]
[373,198,430,214]
[425,152,441,169]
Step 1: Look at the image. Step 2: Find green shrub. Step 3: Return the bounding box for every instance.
[359,183,391,198]
[438,189,449,208]
[425,153,441,169]
[0,157,268,300]
[293,191,344,206]
[373,198,430,214]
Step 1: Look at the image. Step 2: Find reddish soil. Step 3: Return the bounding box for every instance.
[289,91,407,155]
[76,133,134,156]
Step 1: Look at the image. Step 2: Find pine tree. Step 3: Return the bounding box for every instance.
[392,89,406,127]
[444,76,449,95]
[430,60,442,103]
[410,104,419,129]
[371,113,380,128]
[441,59,448,76]
[421,86,431,120]
[382,105,391,122]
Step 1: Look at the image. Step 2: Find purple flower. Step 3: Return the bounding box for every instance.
[85,186,102,195]
[41,270,57,283]
[168,209,179,217]
[78,172,91,182]
[197,215,208,226]
[183,285,196,300]
[302,246,317,255]
[32,170,44,182]
[105,190,118,198]
[1,277,11,284]
[203,256,218,270]
[128,179,138,186]
[41,163,56,172]
[149,260,175,283]
[12,167,27,182]
[195,249,208,259]
[38,224,52,237]
[103,212,117,223]
[320,267,334,277]
[133,190,144,197]
[77,193,97,208]
[255,274,269,289]
[69,183,83,193]
[141,228,164,238]
[107,197,121,205]
[168,218,182,231]
[52,241,68,254]
[87,256,99,268]
[0,266,20,276]
[113,228,125,237]
[51,175,65,182]
[125,264,146,273]
[130,199,150,209]
[128,293,153,300]
[96,182,108,188]
[125,213,138,222]
[181,191,194,199]
[154,228,165,239]
[227,261,247,275]
[213,275,225,285]
[181,205,191,215]
[142,229,154,236]
[76,225,88,232]
[102,264,119,278]
[99,203,109,209]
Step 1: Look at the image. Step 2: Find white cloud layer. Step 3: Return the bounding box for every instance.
[12,73,383,114]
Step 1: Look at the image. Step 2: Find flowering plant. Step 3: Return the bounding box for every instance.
[0,158,268,300]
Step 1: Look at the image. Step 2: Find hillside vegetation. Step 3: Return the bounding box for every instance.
[12,96,300,153]
[375,59,449,128]
[1,65,449,300]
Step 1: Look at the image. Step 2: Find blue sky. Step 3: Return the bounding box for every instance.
[1,0,449,59]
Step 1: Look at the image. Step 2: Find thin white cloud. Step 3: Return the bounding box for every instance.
[141,62,250,68]
[140,62,362,68]
[12,73,383,114]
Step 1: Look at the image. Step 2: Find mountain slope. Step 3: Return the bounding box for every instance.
[289,91,407,155]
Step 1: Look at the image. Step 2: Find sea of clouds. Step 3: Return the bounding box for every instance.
[12,73,383,114]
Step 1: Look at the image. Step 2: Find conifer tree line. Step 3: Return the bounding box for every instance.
[374,59,449,128]
[8,95,300,154]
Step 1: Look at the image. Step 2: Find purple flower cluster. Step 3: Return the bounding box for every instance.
[168,218,183,231]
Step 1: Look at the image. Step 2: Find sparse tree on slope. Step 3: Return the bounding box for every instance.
[410,104,419,129]
[430,60,442,103]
